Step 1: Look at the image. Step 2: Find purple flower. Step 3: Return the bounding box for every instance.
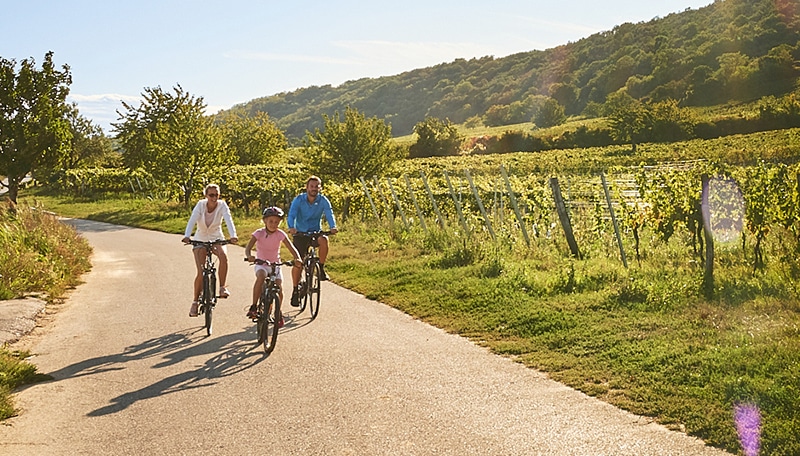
[734,403,761,456]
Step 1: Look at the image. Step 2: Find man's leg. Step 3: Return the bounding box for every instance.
[318,236,330,280]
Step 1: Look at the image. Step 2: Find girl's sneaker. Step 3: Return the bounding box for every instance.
[246,304,258,320]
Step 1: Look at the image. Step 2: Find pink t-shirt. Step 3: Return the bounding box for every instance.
[251,228,288,263]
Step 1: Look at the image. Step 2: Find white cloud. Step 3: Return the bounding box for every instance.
[224,50,357,65]
[332,40,499,66]
[67,93,229,134]
[68,93,142,133]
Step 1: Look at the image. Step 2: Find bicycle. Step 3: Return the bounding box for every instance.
[246,258,294,354]
[186,239,231,336]
[294,230,332,320]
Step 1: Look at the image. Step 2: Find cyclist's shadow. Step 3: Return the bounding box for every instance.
[85,327,266,417]
[36,330,200,383]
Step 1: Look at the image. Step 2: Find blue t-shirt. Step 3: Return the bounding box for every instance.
[287,193,337,233]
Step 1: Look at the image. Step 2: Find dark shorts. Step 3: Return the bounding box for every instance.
[292,233,320,256]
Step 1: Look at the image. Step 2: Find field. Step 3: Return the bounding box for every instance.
[18,126,800,455]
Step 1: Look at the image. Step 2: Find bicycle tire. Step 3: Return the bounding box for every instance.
[308,261,321,320]
[298,279,307,312]
[256,288,267,343]
[259,292,280,354]
[202,271,214,336]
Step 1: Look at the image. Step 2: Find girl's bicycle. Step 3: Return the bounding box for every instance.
[294,230,331,320]
[187,239,231,336]
[247,258,294,354]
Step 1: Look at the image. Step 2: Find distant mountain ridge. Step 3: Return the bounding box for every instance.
[223,0,800,140]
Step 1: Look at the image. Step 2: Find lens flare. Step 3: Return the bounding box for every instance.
[707,177,744,243]
[734,402,761,456]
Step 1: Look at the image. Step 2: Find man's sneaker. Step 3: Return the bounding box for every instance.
[246,305,258,320]
[319,263,329,281]
[290,290,300,307]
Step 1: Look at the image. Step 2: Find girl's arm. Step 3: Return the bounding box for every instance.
[283,237,302,263]
[244,235,257,261]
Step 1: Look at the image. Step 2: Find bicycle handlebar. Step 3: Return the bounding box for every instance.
[245,258,296,267]
[293,230,333,237]
[185,238,232,247]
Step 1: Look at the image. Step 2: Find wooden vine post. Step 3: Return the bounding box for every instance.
[373,175,394,227]
[443,170,470,236]
[386,177,409,228]
[465,170,496,240]
[600,172,628,268]
[500,165,530,246]
[420,171,447,230]
[549,177,582,259]
[700,174,715,299]
[358,177,381,221]
[404,174,427,233]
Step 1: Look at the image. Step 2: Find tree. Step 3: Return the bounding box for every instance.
[649,99,695,142]
[608,96,649,152]
[409,116,463,158]
[217,111,287,165]
[0,52,72,203]
[113,85,233,204]
[304,106,403,219]
[534,98,566,128]
[64,103,116,169]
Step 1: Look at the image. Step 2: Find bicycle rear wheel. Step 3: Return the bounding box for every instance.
[307,262,321,320]
[202,271,215,336]
[257,292,280,354]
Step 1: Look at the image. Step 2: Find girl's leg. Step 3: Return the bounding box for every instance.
[248,269,266,318]
[252,270,266,306]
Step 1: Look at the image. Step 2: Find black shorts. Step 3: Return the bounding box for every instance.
[292,234,320,256]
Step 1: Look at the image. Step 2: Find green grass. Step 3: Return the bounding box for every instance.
[331,222,799,455]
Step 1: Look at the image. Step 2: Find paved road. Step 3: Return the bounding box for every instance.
[0,219,732,455]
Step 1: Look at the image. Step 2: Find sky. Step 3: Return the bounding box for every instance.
[1,0,714,133]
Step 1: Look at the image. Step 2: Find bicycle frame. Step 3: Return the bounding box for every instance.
[295,231,331,320]
[249,259,293,354]
[187,239,229,335]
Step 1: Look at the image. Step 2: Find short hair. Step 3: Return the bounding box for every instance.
[307,176,322,186]
[204,184,220,195]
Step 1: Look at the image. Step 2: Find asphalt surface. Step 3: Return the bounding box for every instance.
[0,219,733,455]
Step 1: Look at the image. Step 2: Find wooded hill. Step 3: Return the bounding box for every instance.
[223,0,800,140]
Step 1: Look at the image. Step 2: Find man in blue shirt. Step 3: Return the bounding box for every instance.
[287,175,338,306]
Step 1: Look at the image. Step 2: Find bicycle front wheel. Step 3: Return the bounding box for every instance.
[202,271,215,336]
[258,292,280,354]
[307,262,321,320]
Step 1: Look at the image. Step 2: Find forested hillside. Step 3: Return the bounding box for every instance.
[222,0,800,140]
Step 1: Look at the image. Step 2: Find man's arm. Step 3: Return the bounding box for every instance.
[286,194,301,232]
[322,196,337,230]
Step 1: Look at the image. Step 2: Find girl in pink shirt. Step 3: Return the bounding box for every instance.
[244,207,301,321]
